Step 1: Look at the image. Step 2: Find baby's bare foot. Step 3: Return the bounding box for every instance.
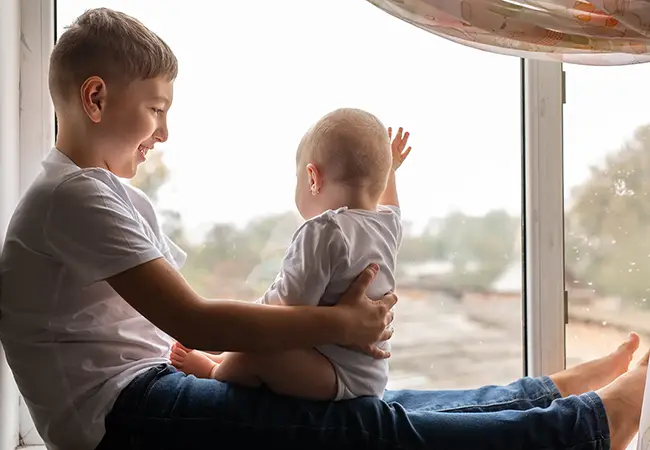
[597,349,649,450]
[170,341,218,379]
[551,333,640,397]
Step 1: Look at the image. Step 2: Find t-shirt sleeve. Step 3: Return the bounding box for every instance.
[378,204,404,250]
[163,235,187,269]
[259,217,348,306]
[44,171,164,286]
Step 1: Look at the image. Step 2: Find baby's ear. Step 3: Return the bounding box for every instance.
[307,163,321,181]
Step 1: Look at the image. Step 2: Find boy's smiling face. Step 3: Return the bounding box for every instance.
[82,76,174,178]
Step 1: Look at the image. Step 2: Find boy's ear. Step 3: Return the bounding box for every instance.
[80,76,107,124]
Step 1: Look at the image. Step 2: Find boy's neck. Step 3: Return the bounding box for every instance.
[55,124,105,170]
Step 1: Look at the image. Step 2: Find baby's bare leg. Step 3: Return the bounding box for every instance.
[213,349,338,401]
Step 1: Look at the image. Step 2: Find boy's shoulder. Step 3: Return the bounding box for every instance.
[35,149,123,198]
[11,150,157,237]
[34,149,152,212]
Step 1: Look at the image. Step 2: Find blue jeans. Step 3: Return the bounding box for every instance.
[97,364,610,450]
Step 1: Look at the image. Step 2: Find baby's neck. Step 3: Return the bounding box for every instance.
[319,185,378,213]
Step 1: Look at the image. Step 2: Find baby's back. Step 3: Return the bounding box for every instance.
[319,206,399,305]
[316,205,401,400]
[259,205,402,400]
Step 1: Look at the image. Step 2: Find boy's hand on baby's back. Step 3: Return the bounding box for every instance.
[336,264,397,359]
[387,127,412,172]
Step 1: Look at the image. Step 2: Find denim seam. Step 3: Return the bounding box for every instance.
[434,392,554,412]
[431,377,560,413]
[540,375,563,399]
[582,391,609,441]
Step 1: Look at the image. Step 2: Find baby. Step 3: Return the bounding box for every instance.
[171,108,411,400]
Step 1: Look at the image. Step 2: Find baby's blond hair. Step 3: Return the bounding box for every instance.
[298,108,391,197]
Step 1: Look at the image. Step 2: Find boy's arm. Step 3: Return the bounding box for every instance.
[107,257,348,352]
[45,174,394,355]
[259,218,347,308]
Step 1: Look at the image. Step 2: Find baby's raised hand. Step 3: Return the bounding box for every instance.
[387,127,412,172]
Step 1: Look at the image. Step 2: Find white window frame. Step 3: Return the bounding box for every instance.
[0,0,55,448]
[523,59,566,377]
[0,1,567,448]
[0,1,23,449]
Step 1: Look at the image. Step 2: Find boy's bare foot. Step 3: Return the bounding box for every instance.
[170,341,218,379]
[551,332,640,397]
[597,349,649,450]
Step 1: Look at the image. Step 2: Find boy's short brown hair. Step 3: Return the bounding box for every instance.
[49,8,178,108]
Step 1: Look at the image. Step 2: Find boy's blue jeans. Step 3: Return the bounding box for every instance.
[97,364,610,449]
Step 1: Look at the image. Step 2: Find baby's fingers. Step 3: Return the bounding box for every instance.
[399,131,410,149]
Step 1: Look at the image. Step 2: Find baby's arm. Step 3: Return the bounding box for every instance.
[379,127,412,207]
[181,218,348,400]
[380,170,400,208]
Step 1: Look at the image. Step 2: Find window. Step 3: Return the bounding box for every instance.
[564,64,650,369]
[55,0,525,390]
[6,0,538,447]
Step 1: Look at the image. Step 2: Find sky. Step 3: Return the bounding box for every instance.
[56,0,650,232]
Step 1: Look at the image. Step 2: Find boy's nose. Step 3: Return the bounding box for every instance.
[154,124,168,143]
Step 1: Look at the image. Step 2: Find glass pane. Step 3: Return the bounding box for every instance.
[564,65,650,366]
[564,64,650,448]
[564,63,650,365]
[57,0,523,389]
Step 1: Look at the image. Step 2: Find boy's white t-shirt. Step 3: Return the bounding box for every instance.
[258,205,402,400]
[0,149,185,450]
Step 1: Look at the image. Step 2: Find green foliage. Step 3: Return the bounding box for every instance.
[566,124,650,305]
[399,210,519,290]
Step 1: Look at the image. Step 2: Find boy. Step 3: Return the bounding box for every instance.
[172,109,411,401]
[0,7,645,450]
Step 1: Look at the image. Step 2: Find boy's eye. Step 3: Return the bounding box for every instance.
[152,108,164,115]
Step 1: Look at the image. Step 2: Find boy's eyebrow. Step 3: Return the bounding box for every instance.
[152,96,171,106]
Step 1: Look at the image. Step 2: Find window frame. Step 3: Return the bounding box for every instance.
[522,59,566,376]
[0,0,55,448]
[0,1,567,447]
[0,0,22,448]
